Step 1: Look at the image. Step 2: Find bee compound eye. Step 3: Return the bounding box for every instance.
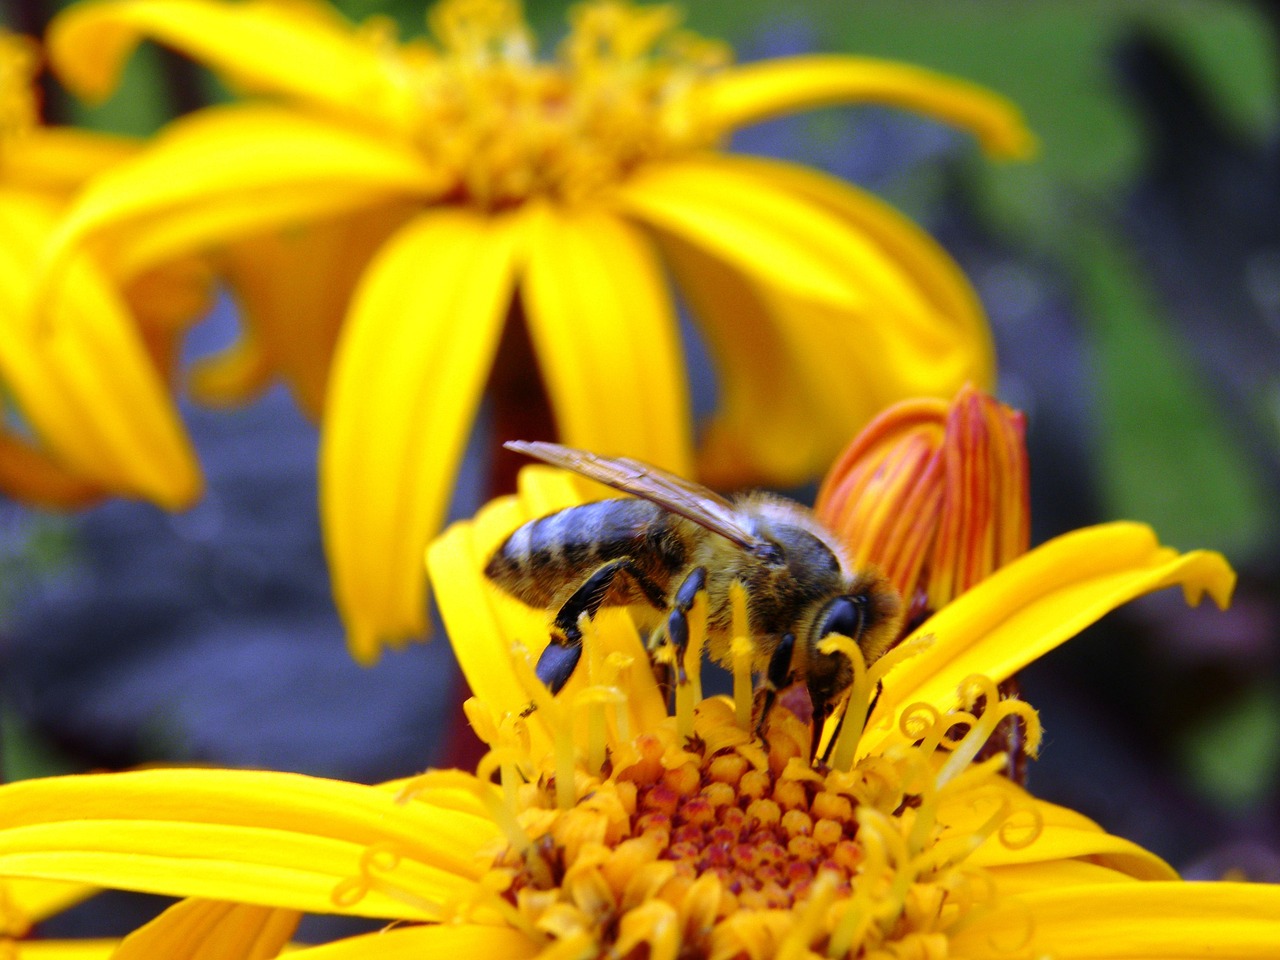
[816,595,866,641]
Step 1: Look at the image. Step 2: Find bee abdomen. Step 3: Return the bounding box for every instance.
[485,499,684,607]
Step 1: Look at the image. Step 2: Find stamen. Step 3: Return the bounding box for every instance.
[819,633,869,771]
[729,581,753,729]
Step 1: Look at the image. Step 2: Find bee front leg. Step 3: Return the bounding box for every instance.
[647,566,708,706]
[750,632,796,740]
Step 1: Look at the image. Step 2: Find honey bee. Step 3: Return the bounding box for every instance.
[486,441,901,753]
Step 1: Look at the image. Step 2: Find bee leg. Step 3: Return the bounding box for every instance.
[750,632,795,740]
[538,557,667,696]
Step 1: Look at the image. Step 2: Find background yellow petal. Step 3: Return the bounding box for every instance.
[703,55,1035,159]
[726,155,995,389]
[112,899,299,960]
[953,883,1280,958]
[863,523,1235,753]
[0,193,201,509]
[40,104,442,284]
[2,128,137,196]
[0,878,97,935]
[285,923,539,960]
[521,203,693,474]
[0,430,104,509]
[653,229,822,486]
[206,200,416,417]
[0,769,499,919]
[321,209,521,663]
[618,159,873,310]
[48,0,413,128]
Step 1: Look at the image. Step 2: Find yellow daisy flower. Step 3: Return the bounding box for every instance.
[0,467,1274,959]
[41,0,1033,661]
[0,31,202,509]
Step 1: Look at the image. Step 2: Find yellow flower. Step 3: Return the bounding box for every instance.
[0,468,1274,959]
[0,31,203,509]
[42,0,1033,661]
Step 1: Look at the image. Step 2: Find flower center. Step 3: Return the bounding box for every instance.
[377,0,729,208]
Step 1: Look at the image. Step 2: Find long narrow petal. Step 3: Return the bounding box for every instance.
[864,523,1235,751]
[285,923,539,960]
[0,193,201,509]
[703,55,1034,158]
[321,209,521,663]
[952,883,1280,958]
[0,770,499,919]
[521,202,692,474]
[618,159,880,310]
[112,900,299,960]
[40,104,442,285]
[1,878,97,934]
[13,943,119,960]
[48,0,412,128]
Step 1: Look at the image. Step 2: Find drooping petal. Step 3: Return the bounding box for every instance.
[618,158,877,310]
[0,770,499,919]
[284,923,540,960]
[654,228,822,486]
[0,192,201,509]
[0,429,103,509]
[12,943,119,960]
[48,0,414,128]
[112,899,299,960]
[40,104,443,285]
[864,523,1235,751]
[521,202,692,474]
[952,883,1280,958]
[703,55,1035,159]
[727,155,994,389]
[321,208,522,663]
[0,878,97,935]
[210,199,417,419]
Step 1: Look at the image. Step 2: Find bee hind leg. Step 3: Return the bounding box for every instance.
[537,557,666,696]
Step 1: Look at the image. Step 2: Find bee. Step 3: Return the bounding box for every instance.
[485,441,901,754]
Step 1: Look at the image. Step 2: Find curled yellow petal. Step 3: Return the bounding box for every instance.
[320,208,521,663]
[704,54,1035,159]
[48,0,412,128]
[865,522,1235,752]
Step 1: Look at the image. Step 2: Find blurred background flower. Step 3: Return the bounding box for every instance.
[1,0,1278,943]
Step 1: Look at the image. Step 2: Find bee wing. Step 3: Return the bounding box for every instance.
[505,440,766,551]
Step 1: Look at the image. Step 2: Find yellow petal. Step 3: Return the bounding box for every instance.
[284,923,539,960]
[953,882,1280,958]
[0,877,97,934]
[13,943,119,960]
[0,192,201,509]
[864,523,1235,752]
[212,199,416,419]
[703,55,1035,159]
[186,322,275,408]
[0,430,103,509]
[521,203,692,474]
[0,769,499,919]
[727,155,994,388]
[41,104,442,285]
[653,228,821,486]
[618,159,875,310]
[48,0,413,128]
[321,209,521,663]
[112,899,299,960]
[987,859,1145,898]
[2,127,137,196]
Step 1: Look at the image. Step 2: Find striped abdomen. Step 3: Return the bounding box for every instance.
[485,499,687,608]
